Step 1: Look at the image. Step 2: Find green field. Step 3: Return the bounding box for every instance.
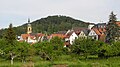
[0,55,120,67]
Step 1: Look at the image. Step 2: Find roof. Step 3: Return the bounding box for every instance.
[92,28,101,35]
[21,33,45,40]
[50,34,66,39]
[73,27,88,32]
[36,33,45,37]
[54,31,67,35]
[91,28,106,41]
[65,31,74,38]
[116,21,120,27]
[73,27,88,35]
[92,28,106,36]
[21,34,30,40]
[98,28,106,33]
[93,23,106,28]
[82,29,90,35]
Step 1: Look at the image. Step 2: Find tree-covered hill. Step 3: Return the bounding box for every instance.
[0,15,89,38]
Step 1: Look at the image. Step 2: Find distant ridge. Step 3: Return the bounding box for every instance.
[0,15,89,38]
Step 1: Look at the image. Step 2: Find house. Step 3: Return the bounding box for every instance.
[27,35,37,44]
[69,32,78,45]
[64,27,90,47]
[79,29,90,39]
[88,28,106,41]
[64,30,78,47]
[98,28,106,42]
[88,28,100,40]
[20,33,45,44]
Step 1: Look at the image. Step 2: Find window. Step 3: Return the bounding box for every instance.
[29,28,31,31]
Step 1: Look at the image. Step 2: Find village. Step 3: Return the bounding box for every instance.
[18,18,120,47]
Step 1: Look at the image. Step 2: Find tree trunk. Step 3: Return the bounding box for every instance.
[10,53,16,65]
[11,57,14,65]
[22,56,25,63]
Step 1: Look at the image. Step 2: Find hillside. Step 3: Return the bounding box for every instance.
[0,15,89,37]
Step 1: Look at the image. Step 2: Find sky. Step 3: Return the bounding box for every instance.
[0,0,120,29]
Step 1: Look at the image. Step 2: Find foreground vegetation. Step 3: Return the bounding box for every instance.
[1,36,120,67]
[0,55,120,67]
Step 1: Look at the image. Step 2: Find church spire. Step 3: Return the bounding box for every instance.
[27,18,32,34]
[28,18,30,23]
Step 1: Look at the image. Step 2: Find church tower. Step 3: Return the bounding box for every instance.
[27,18,32,34]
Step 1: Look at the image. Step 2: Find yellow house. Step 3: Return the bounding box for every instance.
[79,29,90,39]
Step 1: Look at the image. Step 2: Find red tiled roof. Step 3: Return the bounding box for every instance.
[98,28,106,33]
[92,28,101,35]
[92,28,106,42]
[50,34,66,39]
[21,34,30,40]
[36,33,45,37]
[29,36,36,40]
[116,21,120,27]
[21,33,45,40]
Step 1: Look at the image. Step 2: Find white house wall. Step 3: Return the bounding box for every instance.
[69,32,78,45]
[88,30,98,40]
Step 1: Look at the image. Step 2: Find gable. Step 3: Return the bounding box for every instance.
[89,30,97,36]
[79,31,86,36]
[70,32,78,38]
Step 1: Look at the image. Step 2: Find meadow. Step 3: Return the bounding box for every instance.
[0,55,120,67]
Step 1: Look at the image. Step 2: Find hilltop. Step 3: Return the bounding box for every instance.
[0,15,89,37]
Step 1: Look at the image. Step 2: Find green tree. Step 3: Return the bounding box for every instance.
[71,38,98,59]
[106,12,120,43]
[111,42,120,56]
[3,23,17,64]
[33,36,64,61]
[33,41,53,60]
[4,41,19,65]
[4,23,16,44]
[50,36,64,61]
[17,42,35,63]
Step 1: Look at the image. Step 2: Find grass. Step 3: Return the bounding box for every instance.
[0,55,120,67]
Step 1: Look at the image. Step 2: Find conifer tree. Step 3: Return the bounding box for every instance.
[4,23,17,65]
[5,23,16,44]
[106,12,119,43]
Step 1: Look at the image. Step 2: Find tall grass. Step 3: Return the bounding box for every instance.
[0,56,120,67]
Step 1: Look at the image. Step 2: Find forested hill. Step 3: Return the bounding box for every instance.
[0,15,89,37]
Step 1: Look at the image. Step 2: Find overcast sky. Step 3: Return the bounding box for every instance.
[0,0,120,28]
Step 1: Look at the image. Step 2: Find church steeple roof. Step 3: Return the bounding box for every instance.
[28,18,30,23]
[27,18,31,26]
